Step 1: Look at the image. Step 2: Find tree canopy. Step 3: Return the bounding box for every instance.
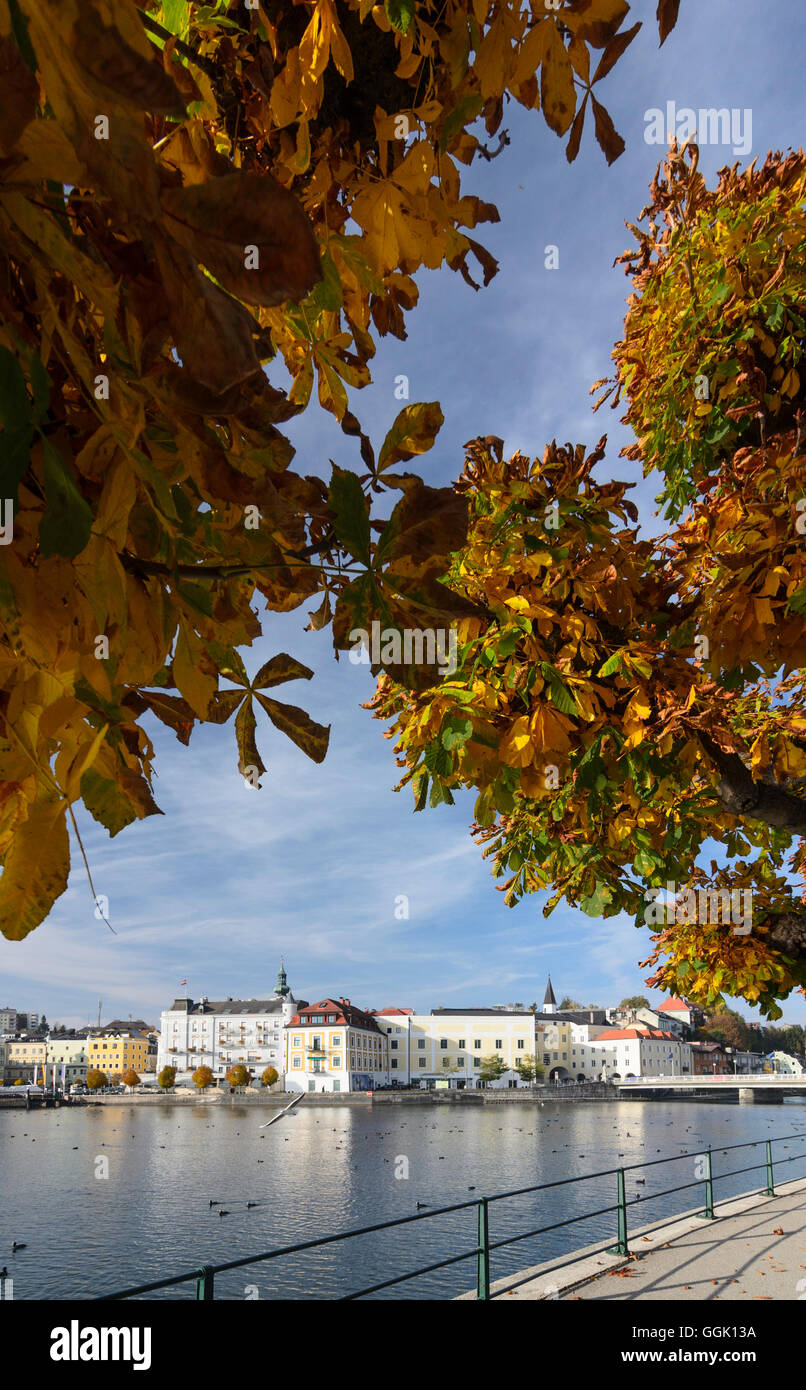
[371,146,806,1019]
[0,0,681,940]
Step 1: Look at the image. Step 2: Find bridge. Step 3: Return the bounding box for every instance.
[616,1073,806,1103]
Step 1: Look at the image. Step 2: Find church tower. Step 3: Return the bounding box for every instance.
[274,957,296,1025]
[543,975,558,1015]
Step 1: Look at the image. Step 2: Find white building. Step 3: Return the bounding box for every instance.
[768,1051,805,1075]
[157,963,299,1085]
[591,1027,692,1078]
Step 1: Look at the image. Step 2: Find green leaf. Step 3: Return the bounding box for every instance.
[786,586,806,617]
[39,439,92,558]
[539,662,578,715]
[441,714,473,750]
[597,651,621,677]
[328,466,370,565]
[385,0,416,34]
[579,881,614,917]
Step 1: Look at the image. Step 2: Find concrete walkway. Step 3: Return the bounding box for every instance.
[459,1177,806,1301]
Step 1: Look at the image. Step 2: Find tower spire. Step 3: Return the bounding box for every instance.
[543,976,557,1014]
[274,958,290,999]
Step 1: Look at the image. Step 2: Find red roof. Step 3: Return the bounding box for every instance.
[372,1008,414,1016]
[595,1027,681,1041]
[657,998,690,1013]
[286,998,383,1034]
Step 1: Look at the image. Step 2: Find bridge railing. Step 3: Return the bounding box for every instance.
[95,1129,806,1302]
[618,1073,805,1084]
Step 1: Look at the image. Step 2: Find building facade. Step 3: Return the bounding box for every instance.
[285,997,387,1092]
[86,1031,150,1079]
[377,1009,541,1088]
[4,1037,46,1083]
[44,1036,89,1086]
[157,964,299,1083]
[592,1027,692,1078]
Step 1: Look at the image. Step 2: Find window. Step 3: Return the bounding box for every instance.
[495,1039,502,1049]
[310,1015,323,1024]
[418,1058,426,1068]
[390,1040,398,1050]
[440,1039,448,1049]
[458,1039,465,1048]
[331,1035,341,1046]
[417,1039,426,1050]
[293,1036,301,1047]
[517,1039,525,1049]
[328,1015,336,1023]
[333,1080,340,1092]
[292,1058,301,1069]
[473,1057,480,1068]
[332,1056,341,1068]
[391,1059,398,1070]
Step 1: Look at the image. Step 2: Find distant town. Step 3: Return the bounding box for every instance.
[2,965,804,1096]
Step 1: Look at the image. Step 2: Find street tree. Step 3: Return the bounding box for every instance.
[121,1068,141,1090]
[192,1065,215,1091]
[86,1069,108,1090]
[478,1053,507,1084]
[158,1065,177,1090]
[515,1053,543,1085]
[261,1066,279,1088]
[372,146,806,1019]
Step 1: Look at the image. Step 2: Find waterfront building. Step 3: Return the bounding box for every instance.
[382,1008,540,1088]
[4,1036,46,1083]
[157,963,299,1084]
[87,1030,150,1078]
[733,1050,765,1074]
[590,1027,692,1079]
[45,1035,89,1086]
[285,998,387,1092]
[688,1040,729,1074]
[767,1050,805,1075]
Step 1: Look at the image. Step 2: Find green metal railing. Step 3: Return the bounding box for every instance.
[97,1129,806,1302]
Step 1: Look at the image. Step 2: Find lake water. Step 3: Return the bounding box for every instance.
[3,1098,806,1300]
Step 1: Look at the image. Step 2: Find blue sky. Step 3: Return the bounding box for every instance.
[3,0,806,1029]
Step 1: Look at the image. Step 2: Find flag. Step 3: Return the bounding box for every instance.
[179,979,187,986]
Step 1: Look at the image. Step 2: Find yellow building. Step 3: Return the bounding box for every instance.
[285,997,387,1092]
[86,1031,150,1077]
[378,1009,539,1088]
[4,1038,46,1083]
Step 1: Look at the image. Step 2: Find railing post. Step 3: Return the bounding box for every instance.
[476,1198,490,1301]
[765,1140,775,1196]
[608,1169,629,1255]
[697,1149,716,1220]
[196,1266,215,1300]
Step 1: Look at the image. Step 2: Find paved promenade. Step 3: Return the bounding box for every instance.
[459,1177,806,1301]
